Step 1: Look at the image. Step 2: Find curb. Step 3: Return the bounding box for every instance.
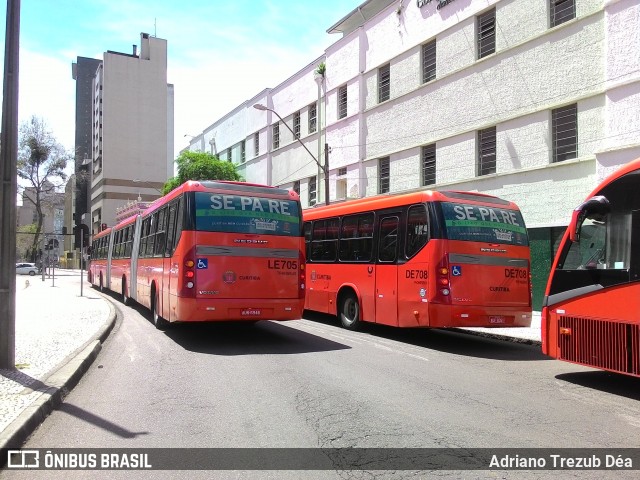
[0,299,117,464]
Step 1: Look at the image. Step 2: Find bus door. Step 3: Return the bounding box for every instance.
[375,215,400,326]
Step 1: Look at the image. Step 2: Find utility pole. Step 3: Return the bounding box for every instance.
[0,0,21,369]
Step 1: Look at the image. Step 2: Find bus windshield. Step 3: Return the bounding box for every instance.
[440,201,528,246]
[194,192,301,236]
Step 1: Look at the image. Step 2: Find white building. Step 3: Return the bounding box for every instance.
[185,0,640,308]
[89,33,174,233]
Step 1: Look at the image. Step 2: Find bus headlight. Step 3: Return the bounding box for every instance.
[186,281,194,288]
[440,288,450,296]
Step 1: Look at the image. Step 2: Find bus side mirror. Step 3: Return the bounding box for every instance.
[569,195,610,243]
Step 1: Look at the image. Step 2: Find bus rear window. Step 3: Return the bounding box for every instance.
[440,201,528,246]
[194,192,301,236]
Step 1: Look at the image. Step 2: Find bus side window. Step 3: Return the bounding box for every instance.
[165,204,177,256]
[139,218,148,257]
[303,222,312,260]
[406,205,429,258]
[154,208,167,257]
[378,216,399,263]
[174,197,184,247]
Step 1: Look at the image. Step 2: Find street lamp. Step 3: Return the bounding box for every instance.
[253,103,329,205]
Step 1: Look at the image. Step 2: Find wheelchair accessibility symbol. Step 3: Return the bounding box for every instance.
[197,258,208,269]
[452,265,462,276]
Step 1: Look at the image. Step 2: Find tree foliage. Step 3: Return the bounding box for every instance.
[163,151,243,194]
[17,116,72,256]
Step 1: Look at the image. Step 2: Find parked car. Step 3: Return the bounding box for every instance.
[16,262,40,276]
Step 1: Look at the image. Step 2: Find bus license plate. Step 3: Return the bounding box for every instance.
[489,316,506,324]
[242,309,261,316]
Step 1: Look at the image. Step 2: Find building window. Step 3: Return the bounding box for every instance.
[338,85,348,119]
[293,180,300,194]
[379,157,390,194]
[240,140,246,163]
[550,0,575,27]
[293,111,301,138]
[309,176,317,205]
[309,102,317,134]
[421,144,436,186]
[378,63,390,103]
[422,40,436,84]
[338,167,347,176]
[254,132,259,157]
[477,8,496,59]
[226,148,232,162]
[477,126,497,176]
[552,103,577,163]
[273,122,280,149]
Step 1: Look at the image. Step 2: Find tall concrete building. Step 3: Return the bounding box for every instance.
[185,0,640,309]
[73,33,174,234]
[71,56,102,232]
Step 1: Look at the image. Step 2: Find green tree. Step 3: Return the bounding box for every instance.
[163,151,243,194]
[17,116,71,257]
[16,224,38,262]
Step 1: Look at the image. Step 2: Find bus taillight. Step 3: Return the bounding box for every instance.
[434,257,451,304]
[181,252,196,296]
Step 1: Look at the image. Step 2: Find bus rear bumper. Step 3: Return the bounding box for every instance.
[427,303,532,328]
[174,297,304,323]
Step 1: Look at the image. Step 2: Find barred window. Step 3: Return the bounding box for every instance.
[477,126,497,176]
[273,122,280,149]
[421,144,436,186]
[378,64,390,103]
[293,111,301,138]
[379,157,390,194]
[338,85,348,119]
[240,140,246,163]
[308,102,317,134]
[477,8,495,59]
[254,132,259,157]
[308,176,317,205]
[422,40,436,83]
[293,180,300,194]
[552,104,577,163]
[550,0,575,28]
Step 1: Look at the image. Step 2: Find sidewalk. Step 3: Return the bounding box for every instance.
[0,272,540,456]
[0,270,116,455]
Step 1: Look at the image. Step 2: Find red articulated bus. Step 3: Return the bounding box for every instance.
[89,180,306,329]
[303,190,532,330]
[542,157,640,377]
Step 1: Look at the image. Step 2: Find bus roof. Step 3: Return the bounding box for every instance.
[303,189,519,220]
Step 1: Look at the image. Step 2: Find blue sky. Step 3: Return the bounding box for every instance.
[0,0,363,160]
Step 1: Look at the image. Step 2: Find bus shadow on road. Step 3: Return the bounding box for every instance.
[304,311,546,362]
[162,320,352,356]
[555,371,640,400]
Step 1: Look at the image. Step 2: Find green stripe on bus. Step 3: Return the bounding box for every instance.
[445,219,527,234]
[196,209,300,223]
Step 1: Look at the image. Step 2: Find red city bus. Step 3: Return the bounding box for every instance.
[88,226,112,292]
[89,180,306,329]
[303,190,532,329]
[542,158,640,377]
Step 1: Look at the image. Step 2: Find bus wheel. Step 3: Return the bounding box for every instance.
[152,291,169,330]
[340,292,361,330]
[122,279,130,306]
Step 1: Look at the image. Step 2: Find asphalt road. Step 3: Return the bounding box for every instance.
[3,293,640,479]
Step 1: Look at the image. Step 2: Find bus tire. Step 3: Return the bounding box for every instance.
[152,290,169,330]
[122,278,130,306]
[339,292,361,330]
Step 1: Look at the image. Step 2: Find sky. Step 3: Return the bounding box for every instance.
[0,0,364,163]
